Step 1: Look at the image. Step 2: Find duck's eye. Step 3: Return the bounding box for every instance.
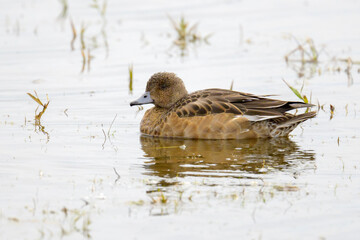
[160,84,168,90]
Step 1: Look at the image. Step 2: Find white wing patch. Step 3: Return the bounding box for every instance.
[238,114,281,122]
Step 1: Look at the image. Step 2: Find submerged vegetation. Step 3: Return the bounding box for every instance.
[284,37,321,79]
[57,0,69,20]
[285,37,320,64]
[90,0,109,57]
[127,178,304,217]
[285,37,360,83]
[70,19,77,51]
[58,0,109,73]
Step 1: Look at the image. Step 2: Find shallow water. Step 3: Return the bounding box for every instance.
[1,0,360,239]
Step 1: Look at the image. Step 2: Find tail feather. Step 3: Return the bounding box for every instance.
[268,111,316,137]
[277,111,317,128]
[250,111,316,138]
[289,103,315,109]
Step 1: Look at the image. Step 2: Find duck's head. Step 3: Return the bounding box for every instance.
[130,72,188,109]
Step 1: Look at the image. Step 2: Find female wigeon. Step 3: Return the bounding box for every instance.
[130,72,316,139]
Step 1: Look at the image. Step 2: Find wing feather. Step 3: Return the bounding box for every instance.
[173,89,313,120]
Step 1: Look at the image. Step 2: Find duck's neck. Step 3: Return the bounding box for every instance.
[140,106,168,135]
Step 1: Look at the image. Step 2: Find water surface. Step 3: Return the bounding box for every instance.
[1,0,360,239]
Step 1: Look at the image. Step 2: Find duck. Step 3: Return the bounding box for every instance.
[130,72,316,139]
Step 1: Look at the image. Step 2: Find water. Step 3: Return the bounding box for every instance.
[1,0,360,239]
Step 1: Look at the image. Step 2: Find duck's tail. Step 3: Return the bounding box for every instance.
[251,111,317,138]
[270,111,317,137]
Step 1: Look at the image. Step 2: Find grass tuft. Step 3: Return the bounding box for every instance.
[169,15,211,56]
[285,37,320,64]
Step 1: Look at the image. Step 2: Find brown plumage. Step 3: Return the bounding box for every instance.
[130,72,316,139]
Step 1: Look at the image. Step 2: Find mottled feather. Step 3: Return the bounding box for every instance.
[172,88,313,119]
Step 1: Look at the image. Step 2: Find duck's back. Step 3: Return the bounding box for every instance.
[140,89,316,139]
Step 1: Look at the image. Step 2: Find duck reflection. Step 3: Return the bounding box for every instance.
[140,136,315,180]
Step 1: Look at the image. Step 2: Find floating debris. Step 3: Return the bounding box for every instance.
[273,185,299,192]
[330,104,335,120]
[179,145,186,150]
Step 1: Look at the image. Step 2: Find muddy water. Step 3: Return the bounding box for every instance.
[1,0,360,239]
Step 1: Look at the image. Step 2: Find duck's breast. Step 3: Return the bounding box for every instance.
[158,112,258,139]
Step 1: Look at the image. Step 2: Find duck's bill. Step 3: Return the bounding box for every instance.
[130,91,154,106]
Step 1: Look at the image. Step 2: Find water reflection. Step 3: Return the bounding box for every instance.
[140,136,315,181]
[286,60,319,79]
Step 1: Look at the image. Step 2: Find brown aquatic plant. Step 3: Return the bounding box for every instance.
[285,36,360,83]
[330,104,335,120]
[87,49,94,72]
[57,0,69,20]
[71,1,110,73]
[229,80,234,91]
[81,49,86,73]
[128,64,133,93]
[27,91,50,126]
[273,185,299,192]
[79,27,94,73]
[27,91,50,141]
[150,190,169,205]
[284,37,322,79]
[332,57,360,87]
[90,0,109,57]
[70,19,77,51]
[169,15,211,56]
[102,114,118,150]
[60,206,92,238]
[90,0,107,18]
[80,23,86,50]
[79,23,90,73]
[285,37,320,64]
